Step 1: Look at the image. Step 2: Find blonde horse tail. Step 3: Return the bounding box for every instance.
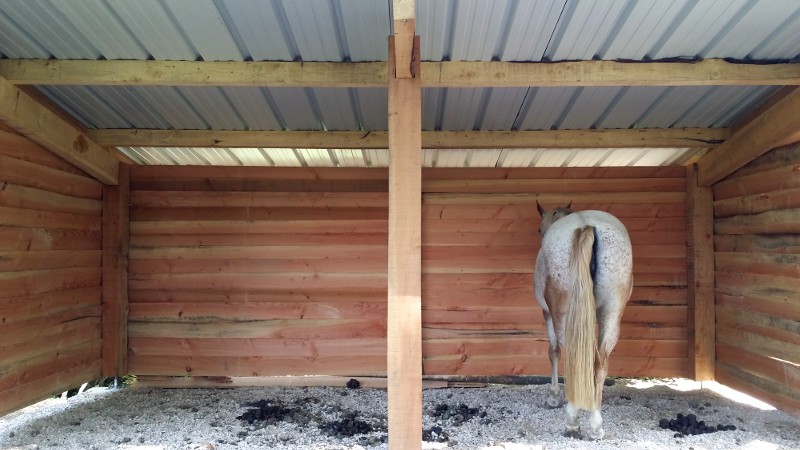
[564,225,598,411]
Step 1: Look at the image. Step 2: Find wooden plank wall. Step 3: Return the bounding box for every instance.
[0,127,103,415]
[127,166,390,377]
[127,165,690,381]
[712,142,800,417]
[420,167,690,378]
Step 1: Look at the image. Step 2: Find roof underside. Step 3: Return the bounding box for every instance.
[1,0,798,168]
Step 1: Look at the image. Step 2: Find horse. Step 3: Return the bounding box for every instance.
[533,201,633,440]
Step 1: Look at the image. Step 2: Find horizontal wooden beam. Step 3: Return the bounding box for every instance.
[697,87,800,187]
[0,75,118,184]
[1,59,799,88]
[87,128,728,149]
[0,60,387,88]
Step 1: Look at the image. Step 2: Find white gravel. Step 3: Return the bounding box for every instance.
[1,378,798,450]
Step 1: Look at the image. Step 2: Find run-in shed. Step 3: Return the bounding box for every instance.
[0,1,798,448]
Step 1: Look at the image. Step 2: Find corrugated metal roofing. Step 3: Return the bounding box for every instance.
[1,0,798,167]
[118,146,700,168]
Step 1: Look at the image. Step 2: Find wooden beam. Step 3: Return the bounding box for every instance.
[87,128,728,149]
[387,35,422,450]
[697,86,800,186]
[424,59,800,88]
[2,59,799,88]
[0,75,118,184]
[0,60,387,88]
[686,164,715,381]
[101,163,130,376]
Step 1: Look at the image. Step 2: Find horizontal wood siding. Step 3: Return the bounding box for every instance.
[128,166,389,377]
[127,165,688,380]
[713,143,800,417]
[421,167,690,378]
[0,129,103,416]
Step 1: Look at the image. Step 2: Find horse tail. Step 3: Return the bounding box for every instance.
[564,225,598,411]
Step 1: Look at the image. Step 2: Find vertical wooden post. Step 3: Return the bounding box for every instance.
[387,35,422,449]
[686,164,715,381]
[102,162,130,377]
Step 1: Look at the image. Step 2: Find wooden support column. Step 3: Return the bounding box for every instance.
[686,164,715,381]
[102,163,130,376]
[387,35,422,449]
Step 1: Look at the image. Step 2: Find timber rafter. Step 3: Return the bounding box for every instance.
[1,59,799,88]
[87,128,729,149]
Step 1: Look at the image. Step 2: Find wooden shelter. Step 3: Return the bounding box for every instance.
[0,1,798,447]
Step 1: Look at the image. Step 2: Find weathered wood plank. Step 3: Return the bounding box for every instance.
[0,308,100,348]
[714,234,800,254]
[422,203,685,220]
[0,206,102,231]
[422,323,687,341]
[422,338,686,359]
[130,232,388,248]
[130,219,388,235]
[717,326,799,366]
[714,187,800,218]
[0,250,100,271]
[716,343,800,406]
[129,337,385,358]
[0,360,101,417]
[0,340,101,393]
[422,178,685,194]
[0,319,99,367]
[0,287,100,324]
[712,164,800,201]
[0,155,103,199]
[0,227,102,251]
[128,355,386,377]
[0,183,102,215]
[716,291,800,322]
[422,355,688,378]
[130,191,389,208]
[715,208,800,235]
[129,318,386,340]
[716,363,800,418]
[0,267,101,298]
[128,272,386,292]
[715,252,800,278]
[129,206,388,221]
[129,301,387,322]
[424,192,686,205]
[128,289,386,304]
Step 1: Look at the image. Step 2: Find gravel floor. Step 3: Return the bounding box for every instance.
[0,378,798,450]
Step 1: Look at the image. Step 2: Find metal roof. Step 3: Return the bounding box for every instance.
[1,0,798,168]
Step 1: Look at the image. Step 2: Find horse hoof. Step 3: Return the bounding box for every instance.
[587,428,605,440]
[563,428,582,439]
[545,397,561,409]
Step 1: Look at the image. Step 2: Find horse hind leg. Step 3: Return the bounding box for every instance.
[587,306,623,440]
[543,310,561,408]
[563,402,581,438]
